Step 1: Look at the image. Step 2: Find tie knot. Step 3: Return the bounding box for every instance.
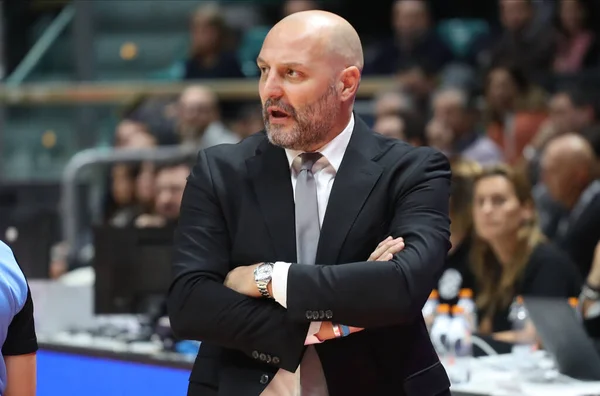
[298,152,322,172]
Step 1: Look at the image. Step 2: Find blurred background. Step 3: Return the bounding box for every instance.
[2,0,600,395]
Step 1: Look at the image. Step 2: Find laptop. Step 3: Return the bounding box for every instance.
[523,296,600,381]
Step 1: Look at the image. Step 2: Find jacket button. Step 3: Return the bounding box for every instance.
[272,356,280,365]
[305,311,312,319]
[260,374,270,385]
[325,310,333,319]
[312,310,319,319]
[265,354,272,364]
[318,310,325,319]
[259,353,267,361]
[252,350,259,359]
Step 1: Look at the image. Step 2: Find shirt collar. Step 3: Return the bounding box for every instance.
[285,113,355,172]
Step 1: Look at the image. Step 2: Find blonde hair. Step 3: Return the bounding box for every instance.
[449,158,482,238]
[470,165,546,327]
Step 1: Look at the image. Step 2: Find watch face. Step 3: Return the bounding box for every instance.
[255,264,273,281]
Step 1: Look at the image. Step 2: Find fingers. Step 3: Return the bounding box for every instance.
[368,236,400,261]
[368,237,404,261]
[376,238,405,261]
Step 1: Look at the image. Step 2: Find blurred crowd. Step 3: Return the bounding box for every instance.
[45,0,600,339]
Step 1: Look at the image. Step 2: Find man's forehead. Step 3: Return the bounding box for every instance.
[259,28,325,61]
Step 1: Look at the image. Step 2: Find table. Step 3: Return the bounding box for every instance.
[450,353,600,396]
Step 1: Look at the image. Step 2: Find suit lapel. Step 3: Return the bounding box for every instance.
[316,117,384,265]
[246,137,297,262]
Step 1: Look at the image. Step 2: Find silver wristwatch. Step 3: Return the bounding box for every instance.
[254,262,274,298]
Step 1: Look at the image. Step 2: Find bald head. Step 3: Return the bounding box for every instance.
[544,133,595,169]
[257,10,363,151]
[267,10,363,71]
[542,133,596,208]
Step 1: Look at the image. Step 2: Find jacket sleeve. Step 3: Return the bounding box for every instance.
[167,149,309,372]
[285,150,451,327]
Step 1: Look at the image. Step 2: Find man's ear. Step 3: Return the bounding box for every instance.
[339,66,361,102]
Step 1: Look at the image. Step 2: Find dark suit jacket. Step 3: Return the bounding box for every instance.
[167,116,452,396]
[555,184,600,277]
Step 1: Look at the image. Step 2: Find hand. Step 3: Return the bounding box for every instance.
[367,236,405,261]
[224,263,262,297]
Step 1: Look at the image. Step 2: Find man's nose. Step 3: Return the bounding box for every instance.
[262,74,284,99]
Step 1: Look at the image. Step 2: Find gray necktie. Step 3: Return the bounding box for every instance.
[295,152,328,396]
[295,152,322,265]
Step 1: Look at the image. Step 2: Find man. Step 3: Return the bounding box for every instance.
[168,10,452,396]
[541,134,600,277]
[365,0,453,75]
[473,0,556,74]
[1,241,38,396]
[429,87,503,166]
[531,87,598,154]
[135,158,192,228]
[175,85,239,148]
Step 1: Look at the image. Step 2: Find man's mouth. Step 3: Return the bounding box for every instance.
[268,107,291,119]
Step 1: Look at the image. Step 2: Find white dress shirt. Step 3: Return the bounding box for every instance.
[261,114,355,396]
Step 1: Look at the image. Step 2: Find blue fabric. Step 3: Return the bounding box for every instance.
[0,241,28,394]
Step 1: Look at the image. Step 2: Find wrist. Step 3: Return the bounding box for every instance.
[254,262,275,298]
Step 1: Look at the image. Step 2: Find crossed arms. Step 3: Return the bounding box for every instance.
[167,149,451,372]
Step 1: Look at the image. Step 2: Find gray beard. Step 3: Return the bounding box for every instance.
[263,85,338,151]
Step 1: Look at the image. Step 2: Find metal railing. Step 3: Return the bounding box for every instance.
[4,4,75,86]
[61,144,198,254]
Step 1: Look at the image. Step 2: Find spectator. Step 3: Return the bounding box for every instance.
[372,89,414,119]
[540,134,600,277]
[184,3,244,80]
[365,0,454,75]
[113,119,156,148]
[471,165,582,336]
[394,59,437,115]
[135,159,192,229]
[429,87,503,165]
[373,114,406,140]
[105,164,143,227]
[436,159,481,307]
[553,0,600,74]
[483,64,547,165]
[175,85,239,148]
[529,87,598,158]
[487,0,557,74]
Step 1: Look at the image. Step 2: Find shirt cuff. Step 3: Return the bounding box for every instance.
[271,261,292,308]
[304,321,324,345]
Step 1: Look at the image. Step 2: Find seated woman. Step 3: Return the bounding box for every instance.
[470,165,582,339]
